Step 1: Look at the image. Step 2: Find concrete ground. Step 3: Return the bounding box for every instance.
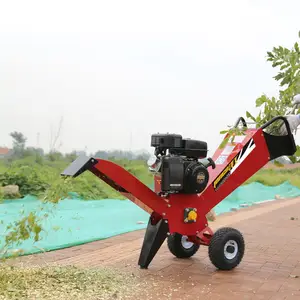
[7,196,300,300]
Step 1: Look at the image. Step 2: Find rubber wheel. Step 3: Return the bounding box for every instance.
[208,227,245,270]
[167,233,200,258]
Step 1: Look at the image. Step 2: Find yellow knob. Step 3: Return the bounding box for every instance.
[187,210,197,221]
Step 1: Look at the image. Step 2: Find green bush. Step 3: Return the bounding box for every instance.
[0,156,153,201]
[0,165,49,197]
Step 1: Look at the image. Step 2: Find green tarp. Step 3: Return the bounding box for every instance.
[1,181,299,256]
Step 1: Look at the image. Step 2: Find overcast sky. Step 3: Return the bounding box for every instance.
[0,0,299,156]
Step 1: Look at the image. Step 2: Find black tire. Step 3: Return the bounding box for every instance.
[208,227,245,270]
[167,233,200,258]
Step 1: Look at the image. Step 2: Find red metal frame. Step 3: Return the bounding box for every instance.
[61,115,296,269]
[87,126,270,245]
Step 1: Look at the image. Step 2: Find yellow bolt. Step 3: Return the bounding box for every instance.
[187,210,197,221]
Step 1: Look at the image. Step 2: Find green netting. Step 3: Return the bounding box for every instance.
[1,181,299,257]
[214,181,300,214]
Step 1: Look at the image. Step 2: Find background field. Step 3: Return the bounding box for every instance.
[1,155,300,201]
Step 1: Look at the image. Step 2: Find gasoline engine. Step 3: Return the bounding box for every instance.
[148,133,216,194]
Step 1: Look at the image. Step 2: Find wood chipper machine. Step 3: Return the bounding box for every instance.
[61,115,296,271]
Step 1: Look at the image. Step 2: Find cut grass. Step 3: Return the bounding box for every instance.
[0,265,141,300]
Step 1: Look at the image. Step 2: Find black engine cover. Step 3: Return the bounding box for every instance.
[170,139,208,158]
[183,161,209,194]
[151,133,182,149]
[161,156,209,194]
[161,156,185,192]
[151,133,208,159]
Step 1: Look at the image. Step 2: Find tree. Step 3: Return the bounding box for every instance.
[10,131,27,158]
[221,31,300,161]
[46,150,63,162]
[65,151,78,162]
[245,31,300,129]
[94,150,109,159]
[49,116,64,154]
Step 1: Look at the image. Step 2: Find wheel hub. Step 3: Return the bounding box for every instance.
[226,245,235,254]
[224,240,238,260]
[181,235,194,249]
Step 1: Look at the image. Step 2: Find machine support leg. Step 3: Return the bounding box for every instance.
[138,216,169,269]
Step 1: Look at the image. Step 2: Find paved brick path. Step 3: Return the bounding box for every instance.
[9,197,300,299]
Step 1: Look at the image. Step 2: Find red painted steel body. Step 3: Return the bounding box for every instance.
[88,127,270,243]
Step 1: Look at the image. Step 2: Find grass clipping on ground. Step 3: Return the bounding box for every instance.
[0,264,141,300]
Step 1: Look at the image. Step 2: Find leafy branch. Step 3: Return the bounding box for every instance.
[220,30,300,161]
[219,126,247,149]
